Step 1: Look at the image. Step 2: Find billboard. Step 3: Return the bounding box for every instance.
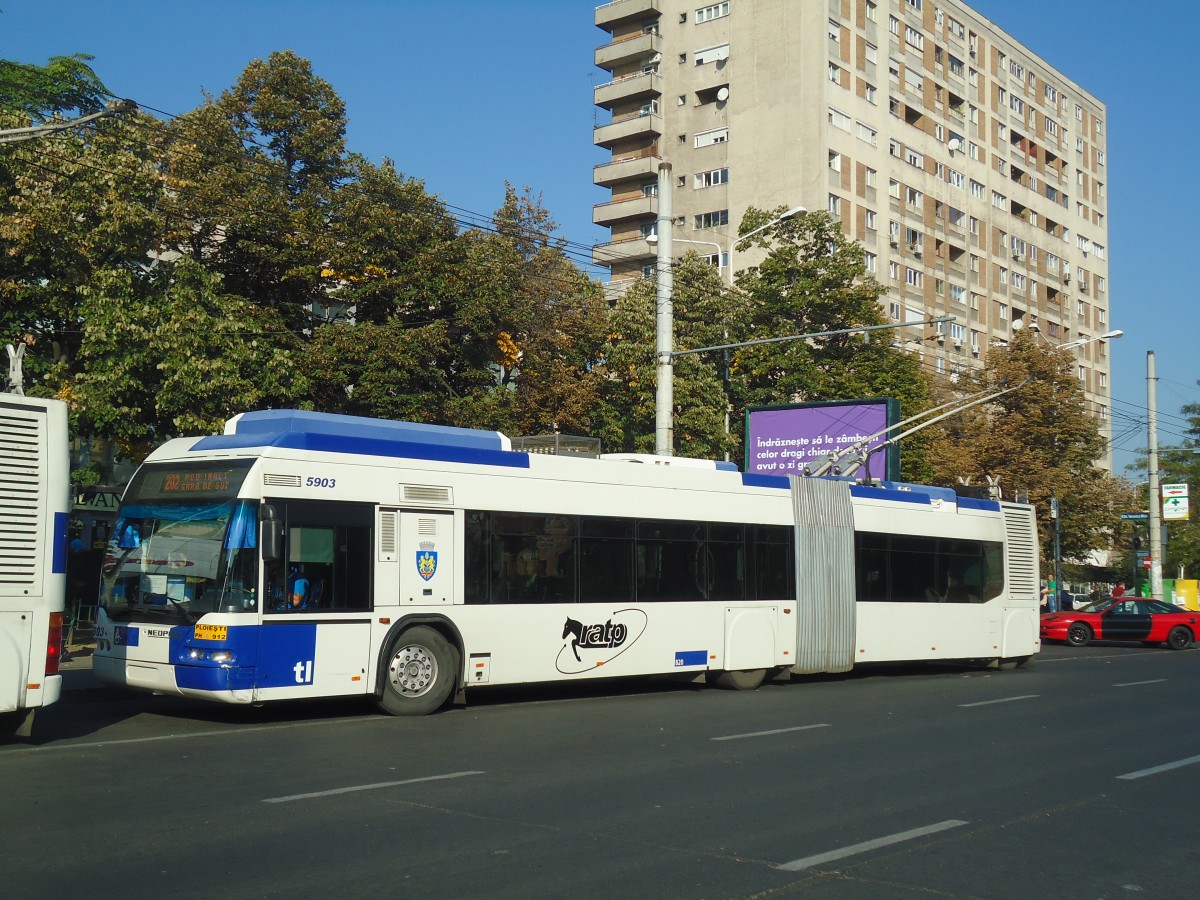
[745,398,900,480]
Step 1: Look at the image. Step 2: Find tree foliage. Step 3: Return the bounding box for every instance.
[1151,399,1200,580]
[926,330,1126,567]
[727,208,935,478]
[0,53,111,121]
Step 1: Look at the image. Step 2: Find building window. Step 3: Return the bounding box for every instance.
[905,268,923,287]
[858,122,877,145]
[695,209,729,229]
[866,1,877,23]
[828,19,841,42]
[866,42,878,65]
[693,44,730,65]
[865,210,877,230]
[889,179,901,199]
[828,107,851,131]
[970,180,984,198]
[694,167,729,188]
[829,63,844,85]
[889,261,899,279]
[828,194,841,214]
[865,167,877,187]
[865,251,877,273]
[864,83,877,103]
[905,26,924,52]
[889,139,901,158]
[695,2,730,24]
[694,127,729,147]
[905,186,923,206]
[828,151,842,172]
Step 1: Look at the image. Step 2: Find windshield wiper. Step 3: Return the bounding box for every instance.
[168,598,198,625]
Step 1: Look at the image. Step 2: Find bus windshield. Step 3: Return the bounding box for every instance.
[100,461,258,623]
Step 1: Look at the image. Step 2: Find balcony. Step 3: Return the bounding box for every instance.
[592,236,656,270]
[595,0,660,30]
[594,71,661,110]
[594,152,661,187]
[594,110,662,149]
[593,193,657,226]
[595,30,661,71]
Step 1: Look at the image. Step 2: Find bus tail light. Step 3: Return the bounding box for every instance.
[46,612,64,676]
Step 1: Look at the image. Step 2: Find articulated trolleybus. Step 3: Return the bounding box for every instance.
[93,410,1040,715]
[1,394,70,737]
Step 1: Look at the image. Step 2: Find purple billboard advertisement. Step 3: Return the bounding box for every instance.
[745,399,899,480]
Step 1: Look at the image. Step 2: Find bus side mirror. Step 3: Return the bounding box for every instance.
[261,505,282,562]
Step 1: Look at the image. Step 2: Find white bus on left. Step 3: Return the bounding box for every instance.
[1,394,70,737]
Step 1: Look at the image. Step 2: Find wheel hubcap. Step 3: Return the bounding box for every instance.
[390,644,436,697]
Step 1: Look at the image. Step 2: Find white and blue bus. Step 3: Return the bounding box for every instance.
[1,394,70,737]
[93,410,1040,715]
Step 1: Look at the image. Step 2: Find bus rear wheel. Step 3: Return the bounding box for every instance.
[376,626,458,716]
[714,668,767,691]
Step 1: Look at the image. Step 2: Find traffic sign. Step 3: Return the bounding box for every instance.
[1161,484,1189,521]
[1143,557,1153,569]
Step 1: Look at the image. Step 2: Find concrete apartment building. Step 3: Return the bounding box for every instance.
[591,0,1113,443]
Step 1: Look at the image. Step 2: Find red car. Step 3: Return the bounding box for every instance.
[1041,597,1198,650]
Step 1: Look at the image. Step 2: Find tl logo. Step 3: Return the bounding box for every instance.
[293,660,314,684]
[417,541,438,581]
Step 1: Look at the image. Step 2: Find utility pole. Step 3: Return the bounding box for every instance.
[654,162,674,456]
[1147,350,1163,601]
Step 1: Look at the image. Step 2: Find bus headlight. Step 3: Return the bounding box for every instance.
[187,648,234,664]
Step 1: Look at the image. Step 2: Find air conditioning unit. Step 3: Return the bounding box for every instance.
[1011,250,1021,260]
[971,343,981,355]
[1063,272,1071,284]
[909,243,922,256]
[889,237,899,247]
[1080,282,1089,293]
[953,338,963,349]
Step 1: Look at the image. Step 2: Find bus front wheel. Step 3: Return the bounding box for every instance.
[713,668,766,691]
[377,626,459,716]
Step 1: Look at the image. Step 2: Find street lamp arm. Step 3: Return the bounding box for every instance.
[732,205,808,247]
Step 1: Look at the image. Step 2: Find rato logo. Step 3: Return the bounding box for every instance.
[556,609,648,674]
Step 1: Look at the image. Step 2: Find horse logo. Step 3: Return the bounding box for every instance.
[556,610,647,674]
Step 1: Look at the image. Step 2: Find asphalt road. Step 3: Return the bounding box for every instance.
[4,643,1199,899]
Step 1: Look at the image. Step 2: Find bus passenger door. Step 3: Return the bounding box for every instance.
[383,510,454,606]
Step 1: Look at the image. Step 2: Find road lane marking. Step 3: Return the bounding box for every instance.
[711,724,830,742]
[263,770,484,803]
[1117,754,1200,781]
[776,820,969,872]
[959,695,1039,707]
[0,714,398,755]
[1114,679,1167,687]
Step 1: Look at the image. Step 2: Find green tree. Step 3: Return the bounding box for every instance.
[70,259,306,451]
[0,53,111,121]
[927,330,1126,568]
[595,253,735,459]
[726,208,935,479]
[1153,402,1200,580]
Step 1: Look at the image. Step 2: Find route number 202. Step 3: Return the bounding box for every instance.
[305,476,336,488]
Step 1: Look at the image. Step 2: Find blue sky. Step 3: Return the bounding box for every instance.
[3,0,1196,475]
